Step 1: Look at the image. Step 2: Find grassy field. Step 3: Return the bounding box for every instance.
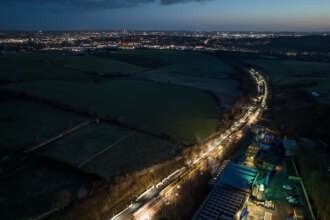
[83,132,178,178]
[0,50,236,81]
[54,55,146,76]
[0,53,145,82]
[0,99,86,151]
[143,72,240,106]
[37,122,179,179]
[0,50,241,219]
[0,53,91,82]
[38,123,131,166]
[0,157,95,220]
[124,50,240,106]
[0,51,237,148]
[106,50,235,77]
[7,79,219,145]
[245,59,330,101]
[1,50,242,147]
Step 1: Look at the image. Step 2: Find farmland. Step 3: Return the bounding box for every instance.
[144,73,240,106]
[0,98,86,151]
[37,122,178,179]
[0,156,96,220]
[112,49,236,77]
[106,50,240,106]
[6,79,220,145]
[0,49,241,219]
[37,122,131,167]
[0,53,92,82]
[83,132,179,178]
[54,55,146,76]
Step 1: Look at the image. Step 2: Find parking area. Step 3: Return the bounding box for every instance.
[247,200,291,220]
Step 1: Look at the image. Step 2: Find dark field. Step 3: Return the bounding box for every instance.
[0,50,241,219]
[0,53,91,82]
[37,122,131,167]
[6,79,219,145]
[0,98,86,151]
[83,132,179,179]
[0,156,96,220]
[54,55,146,76]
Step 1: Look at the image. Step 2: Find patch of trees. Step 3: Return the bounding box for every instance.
[297,142,330,220]
[265,87,330,145]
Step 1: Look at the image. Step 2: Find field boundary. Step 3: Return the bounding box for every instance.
[24,119,94,153]
[1,88,186,147]
[78,132,136,168]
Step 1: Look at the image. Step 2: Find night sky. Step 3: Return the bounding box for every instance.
[0,0,330,31]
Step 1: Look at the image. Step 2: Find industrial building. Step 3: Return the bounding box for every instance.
[194,161,258,220]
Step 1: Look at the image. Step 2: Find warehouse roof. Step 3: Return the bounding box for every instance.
[216,161,258,192]
[194,161,258,220]
[195,184,248,220]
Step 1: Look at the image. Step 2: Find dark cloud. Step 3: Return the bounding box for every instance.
[0,0,153,9]
[160,0,209,5]
[0,0,211,9]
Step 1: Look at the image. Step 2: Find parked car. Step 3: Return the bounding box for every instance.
[283,185,293,190]
[286,196,298,204]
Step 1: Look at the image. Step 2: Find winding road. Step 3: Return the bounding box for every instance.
[110,68,269,220]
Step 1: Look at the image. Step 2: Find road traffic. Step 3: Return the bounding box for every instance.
[110,68,269,220]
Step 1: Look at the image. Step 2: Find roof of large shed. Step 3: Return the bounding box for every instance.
[216,161,258,192]
[196,184,248,220]
[194,161,258,220]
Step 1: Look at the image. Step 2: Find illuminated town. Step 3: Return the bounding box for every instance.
[1,0,330,220]
[1,31,329,58]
